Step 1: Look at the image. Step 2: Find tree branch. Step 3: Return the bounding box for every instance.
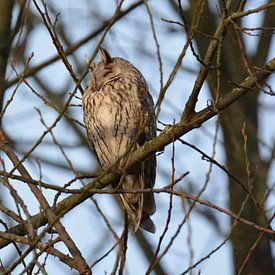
[0,132,90,274]
[0,57,274,248]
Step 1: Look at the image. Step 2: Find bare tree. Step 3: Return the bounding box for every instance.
[0,0,274,274]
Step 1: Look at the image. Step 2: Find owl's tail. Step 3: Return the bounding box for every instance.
[119,164,156,233]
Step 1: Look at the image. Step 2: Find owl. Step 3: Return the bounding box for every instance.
[82,48,156,233]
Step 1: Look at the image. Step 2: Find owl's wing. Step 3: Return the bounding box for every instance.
[117,79,156,233]
[140,91,157,217]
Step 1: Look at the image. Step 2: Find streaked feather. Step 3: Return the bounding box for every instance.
[83,48,156,233]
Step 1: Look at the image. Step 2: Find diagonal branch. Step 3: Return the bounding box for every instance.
[181,5,226,121]
[0,57,274,249]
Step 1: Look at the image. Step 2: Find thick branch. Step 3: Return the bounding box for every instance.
[0,57,274,248]
[181,6,225,121]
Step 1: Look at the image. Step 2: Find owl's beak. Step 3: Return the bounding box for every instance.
[99,47,112,64]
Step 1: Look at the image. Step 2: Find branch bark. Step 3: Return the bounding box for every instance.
[0,57,274,249]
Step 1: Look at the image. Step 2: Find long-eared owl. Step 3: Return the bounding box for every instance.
[83,48,156,233]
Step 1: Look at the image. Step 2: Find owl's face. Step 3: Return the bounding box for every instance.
[87,48,121,91]
[87,48,138,92]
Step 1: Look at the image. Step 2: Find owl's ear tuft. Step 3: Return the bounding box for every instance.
[89,62,96,72]
[99,47,112,65]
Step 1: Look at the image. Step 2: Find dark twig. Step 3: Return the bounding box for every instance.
[0,130,90,274]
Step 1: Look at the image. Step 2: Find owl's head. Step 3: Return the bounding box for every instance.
[87,48,140,91]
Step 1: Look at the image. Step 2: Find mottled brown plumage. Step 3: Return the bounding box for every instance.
[82,48,156,233]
